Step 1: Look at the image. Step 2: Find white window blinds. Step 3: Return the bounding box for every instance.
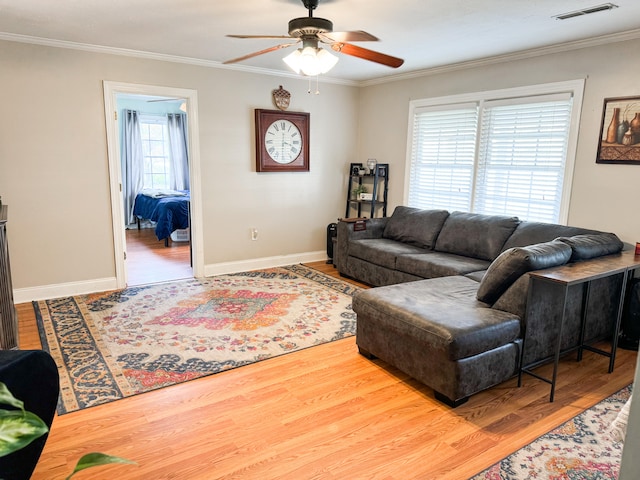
[408,104,478,211]
[406,84,580,224]
[474,94,573,222]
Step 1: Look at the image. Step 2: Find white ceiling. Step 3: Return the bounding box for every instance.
[1,0,639,82]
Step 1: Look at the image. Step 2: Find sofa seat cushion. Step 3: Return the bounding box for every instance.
[349,238,430,270]
[465,270,487,282]
[477,240,573,304]
[353,276,521,361]
[382,206,450,249]
[395,252,491,279]
[435,212,520,261]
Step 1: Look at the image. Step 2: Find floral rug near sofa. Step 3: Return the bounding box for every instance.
[471,384,632,480]
[34,265,360,414]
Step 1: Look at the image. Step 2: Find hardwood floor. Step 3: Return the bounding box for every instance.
[126,227,192,286]
[19,261,637,479]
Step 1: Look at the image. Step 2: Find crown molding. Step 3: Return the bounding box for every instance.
[0,31,358,87]
[358,28,640,87]
[1,28,639,88]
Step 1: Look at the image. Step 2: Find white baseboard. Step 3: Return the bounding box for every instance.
[13,251,329,303]
[14,277,118,304]
[203,251,328,277]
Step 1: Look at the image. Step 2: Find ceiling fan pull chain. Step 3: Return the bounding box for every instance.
[306,76,321,95]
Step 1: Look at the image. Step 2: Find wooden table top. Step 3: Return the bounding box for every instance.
[529,250,640,286]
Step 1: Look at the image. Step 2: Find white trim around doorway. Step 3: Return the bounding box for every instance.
[102,81,204,288]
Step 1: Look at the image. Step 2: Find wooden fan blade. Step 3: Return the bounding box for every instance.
[331,42,404,68]
[223,42,299,64]
[227,34,293,39]
[320,30,378,43]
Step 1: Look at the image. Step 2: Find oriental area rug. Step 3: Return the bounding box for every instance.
[34,264,360,415]
[471,384,632,480]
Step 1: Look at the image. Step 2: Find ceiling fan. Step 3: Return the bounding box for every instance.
[223,0,404,74]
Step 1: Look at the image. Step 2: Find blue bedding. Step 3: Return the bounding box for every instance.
[133,190,190,240]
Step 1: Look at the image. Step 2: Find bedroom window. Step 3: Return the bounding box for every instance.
[139,115,171,190]
[406,80,584,224]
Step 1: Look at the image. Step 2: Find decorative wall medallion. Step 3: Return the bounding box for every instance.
[272,85,291,111]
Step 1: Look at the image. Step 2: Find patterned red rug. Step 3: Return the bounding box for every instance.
[34,265,359,414]
[471,384,632,480]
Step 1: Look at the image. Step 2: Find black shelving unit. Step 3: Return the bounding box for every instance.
[345,162,389,218]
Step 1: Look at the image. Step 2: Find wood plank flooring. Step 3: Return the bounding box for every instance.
[19,261,637,479]
[125,227,192,286]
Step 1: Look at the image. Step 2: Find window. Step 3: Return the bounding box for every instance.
[139,115,171,190]
[406,81,584,224]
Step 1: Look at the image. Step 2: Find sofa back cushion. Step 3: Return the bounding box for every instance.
[477,240,572,304]
[382,206,450,249]
[555,232,624,260]
[501,221,598,251]
[435,211,520,261]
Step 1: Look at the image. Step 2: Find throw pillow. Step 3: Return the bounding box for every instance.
[382,206,450,249]
[477,240,573,304]
[555,233,624,261]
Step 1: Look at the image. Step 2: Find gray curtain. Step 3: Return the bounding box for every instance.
[122,109,144,225]
[167,113,190,191]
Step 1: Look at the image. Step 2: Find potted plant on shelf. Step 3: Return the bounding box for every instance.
[352,184,368,200]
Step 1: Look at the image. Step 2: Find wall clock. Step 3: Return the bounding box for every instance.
[255,109,310,172]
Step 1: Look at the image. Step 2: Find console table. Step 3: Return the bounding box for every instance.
[519,250,640,401]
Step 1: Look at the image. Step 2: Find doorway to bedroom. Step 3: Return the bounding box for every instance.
[104,81,204,289]
[117,94,192,286]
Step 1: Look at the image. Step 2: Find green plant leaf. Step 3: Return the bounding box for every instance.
[0,383,25,412]
[66,452,137,479]
[0,409,49,457]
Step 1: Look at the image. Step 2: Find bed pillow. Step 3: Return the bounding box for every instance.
[555,233,624,261]
[477,240,572,304]
[382,206,450,250]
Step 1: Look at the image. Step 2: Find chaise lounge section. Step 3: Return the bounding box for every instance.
[336,207,625,406]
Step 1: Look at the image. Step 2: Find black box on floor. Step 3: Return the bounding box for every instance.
[326,223,337,262]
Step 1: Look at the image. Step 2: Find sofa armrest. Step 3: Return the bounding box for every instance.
[334,218,389,272]
[340,217,388,239]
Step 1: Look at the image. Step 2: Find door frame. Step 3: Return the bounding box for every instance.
[103,81,204,288]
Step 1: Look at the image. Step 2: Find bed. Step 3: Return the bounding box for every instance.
[132,189,190,244]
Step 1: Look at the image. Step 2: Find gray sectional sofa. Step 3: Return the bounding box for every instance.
[335,207,625,406]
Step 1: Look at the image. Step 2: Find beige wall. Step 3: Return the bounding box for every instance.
[0,40,359,297]
[358,38,640,245]
[2,36,640,299]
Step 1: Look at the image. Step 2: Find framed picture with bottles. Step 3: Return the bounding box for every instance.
[596,96,640,165]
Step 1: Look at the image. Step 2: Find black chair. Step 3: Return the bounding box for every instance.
[0,350,59,480]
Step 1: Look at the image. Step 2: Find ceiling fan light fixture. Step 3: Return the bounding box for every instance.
[283,49,302,74]
[315,47,339,73]
[283,46,338,76]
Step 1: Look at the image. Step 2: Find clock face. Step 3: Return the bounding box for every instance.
[264,119,302,164]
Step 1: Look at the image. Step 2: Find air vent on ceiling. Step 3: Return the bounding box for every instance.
[554,3,618,20]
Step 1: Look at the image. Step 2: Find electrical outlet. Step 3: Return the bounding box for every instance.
[251,228,258,241]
